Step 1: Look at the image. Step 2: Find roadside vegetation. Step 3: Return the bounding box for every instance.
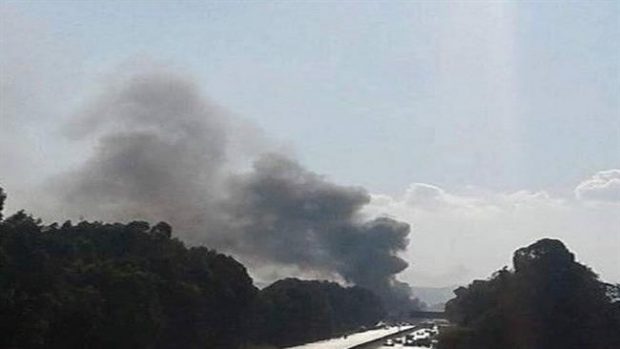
[439,239,620,349]
[254,278,385,347]
[2,187,619,349]
[0,188,384,349]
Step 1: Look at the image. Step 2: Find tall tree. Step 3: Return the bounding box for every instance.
[254,278,385,347]
[441,239,620,349]
[0,213,258,349]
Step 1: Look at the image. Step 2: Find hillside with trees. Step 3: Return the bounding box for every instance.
[254,278,385,347]
[0,188,385,349]
[439,239,620,349]
[3,186,619,349]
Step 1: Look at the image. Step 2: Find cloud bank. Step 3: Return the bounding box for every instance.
[575,169,620,202]
[366,178,620,287]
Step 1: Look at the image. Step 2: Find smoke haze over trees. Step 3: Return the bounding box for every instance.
[2,0,619,295]
[2,3,619,348]
[0,194,386,348]
[17,72,420,312]
[224,154,419,311]
[4,192,619,349]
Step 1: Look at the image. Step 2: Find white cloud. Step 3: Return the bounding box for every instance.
[403,183,453,209]
[575,169,620,202]
[365,178,620,288]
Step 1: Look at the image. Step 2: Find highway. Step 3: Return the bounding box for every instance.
[285,320,443,349]
[284,325,415,349]
[351,323,440,349]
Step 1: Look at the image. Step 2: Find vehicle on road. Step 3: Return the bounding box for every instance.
[384,338,395,346]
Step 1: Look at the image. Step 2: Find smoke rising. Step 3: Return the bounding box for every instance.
[222,154,416,309]
[45,72,418,311]
[52,73,229,233]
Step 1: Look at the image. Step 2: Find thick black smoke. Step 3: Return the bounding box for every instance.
[222,154,416,310]
[49,72,419,311]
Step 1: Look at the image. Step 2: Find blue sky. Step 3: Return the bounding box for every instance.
[1,1,618,286]
[5,0,618,194]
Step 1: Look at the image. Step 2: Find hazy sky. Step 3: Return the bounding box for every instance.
[1,1,618,287]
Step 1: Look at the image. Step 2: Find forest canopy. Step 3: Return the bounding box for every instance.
[0,188,386,348]
[440,239,620,349]
[2,188,619,349]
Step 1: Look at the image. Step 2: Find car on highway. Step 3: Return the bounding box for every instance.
[384,338,395,346]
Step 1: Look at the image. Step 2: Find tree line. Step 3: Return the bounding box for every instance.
[439,238,620,349]
[0,188,385,349]
[2,187,619,349]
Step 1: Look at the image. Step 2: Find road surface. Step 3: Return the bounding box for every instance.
[284,325,415,349]
[352,324,440,349]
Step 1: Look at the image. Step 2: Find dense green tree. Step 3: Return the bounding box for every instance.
[253,278,385,347]
[441,239,620,349]
[0,210,257,349]
[0,187,389,348]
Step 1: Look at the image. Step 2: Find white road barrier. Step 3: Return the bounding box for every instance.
[284,325,415,349]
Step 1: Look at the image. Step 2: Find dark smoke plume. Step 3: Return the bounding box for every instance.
[47,72,419,311]
[222,154,415,309]
[53,73,229,235]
